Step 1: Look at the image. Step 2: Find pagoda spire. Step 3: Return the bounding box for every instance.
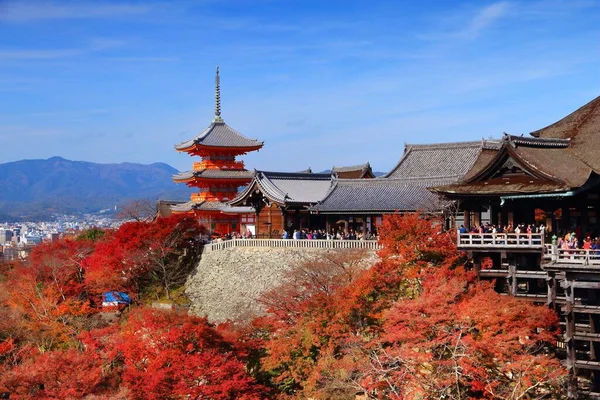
[213,66,223,122]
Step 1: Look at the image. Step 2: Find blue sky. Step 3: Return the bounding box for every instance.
[0,0,599,173]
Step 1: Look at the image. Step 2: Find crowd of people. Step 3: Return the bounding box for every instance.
[558,232,600,251]
[458,222,546,235]
[282,228,377,240]
[457,222,600,251]
[210,228,379,241]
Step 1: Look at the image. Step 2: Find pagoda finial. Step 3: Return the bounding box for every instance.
[214,66,223,122]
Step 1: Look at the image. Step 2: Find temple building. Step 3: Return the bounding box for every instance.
[229,171,334,237]
[332,162,375,179]
[432,95,600,397]
[171,67,263,234]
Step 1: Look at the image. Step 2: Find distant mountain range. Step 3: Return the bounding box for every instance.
[0,157,194,221]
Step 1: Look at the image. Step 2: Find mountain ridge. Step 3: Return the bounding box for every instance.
[0,157,194,221]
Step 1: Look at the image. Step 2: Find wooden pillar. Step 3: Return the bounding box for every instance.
[564,277,578,399]
[464,210,471,230]
[362,217,367,238]
[473,210,481,228]
[508,262,517,296]
[546,271,557,308]
[268,205,273,238]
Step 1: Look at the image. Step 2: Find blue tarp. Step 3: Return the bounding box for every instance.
[102,291,132,304]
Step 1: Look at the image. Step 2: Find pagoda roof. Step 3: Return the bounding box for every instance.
[173,169,255,182]
[332,162,374,179]
[230,171,333,206]
[312,176,449,214]
[174,121,264,152]
[171,200,254,214]
[385,140,500,180]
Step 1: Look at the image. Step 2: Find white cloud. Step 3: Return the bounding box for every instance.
[0,1,150,22]
[418,1,512,41]
[463,1,511,39]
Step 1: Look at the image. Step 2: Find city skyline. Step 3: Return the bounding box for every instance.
[1,0,599,173]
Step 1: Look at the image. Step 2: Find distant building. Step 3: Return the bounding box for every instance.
[0,229,12,244]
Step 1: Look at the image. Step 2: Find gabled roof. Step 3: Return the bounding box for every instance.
[431,133,593,196]
[174,121,264,151]
[332,162,374,179]
[230,171,333,206]
[385,140,499,180]
[312,176,450,214]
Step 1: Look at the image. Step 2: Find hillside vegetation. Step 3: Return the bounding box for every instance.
[0,214,567,399]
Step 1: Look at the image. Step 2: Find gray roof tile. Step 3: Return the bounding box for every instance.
[231,171,333,206]
[174,121,263,150]
[312,176,451,213]
[385,140,499,179]
[173,169,255,181]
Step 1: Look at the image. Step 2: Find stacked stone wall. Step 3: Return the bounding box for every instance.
[185,247,377,323]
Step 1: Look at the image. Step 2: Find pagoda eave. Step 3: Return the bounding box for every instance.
[177,144,263,157]
[174,178,252,187]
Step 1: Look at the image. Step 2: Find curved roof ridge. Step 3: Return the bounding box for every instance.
[332,162,370,172]
[404,140,483,149]
[505,134,570,148]
[258,170,331,179]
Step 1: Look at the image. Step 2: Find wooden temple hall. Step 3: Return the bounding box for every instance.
[432,96,600,397]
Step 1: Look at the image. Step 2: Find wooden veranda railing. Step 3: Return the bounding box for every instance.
[459,233,600,267]
[202,239,381,253]
[457,233,544,249]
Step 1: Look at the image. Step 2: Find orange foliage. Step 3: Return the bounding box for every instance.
[253,213,566,398]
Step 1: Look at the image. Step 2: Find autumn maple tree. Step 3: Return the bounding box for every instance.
[0,212,568,399]
[253,213,567,398]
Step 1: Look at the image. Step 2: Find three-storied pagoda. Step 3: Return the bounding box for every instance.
[172,67,263,234]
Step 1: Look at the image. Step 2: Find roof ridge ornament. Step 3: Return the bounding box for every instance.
[213,66,223,123]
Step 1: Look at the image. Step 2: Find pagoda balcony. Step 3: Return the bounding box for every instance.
[191,192,235,203]
[193,160,245,171]
[457,232,544,252]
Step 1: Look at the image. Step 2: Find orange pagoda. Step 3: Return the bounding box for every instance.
[172,67,263,234]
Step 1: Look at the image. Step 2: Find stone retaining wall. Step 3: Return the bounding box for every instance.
[185,247,377,323]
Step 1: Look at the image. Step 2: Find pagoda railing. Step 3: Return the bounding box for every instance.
[457,232,544,250]
[193,160,245,170]
[203,239,381,253]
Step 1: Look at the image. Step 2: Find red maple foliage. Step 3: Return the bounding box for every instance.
[355,265,565,399]
[254,213,566,398]
[118,308,267,400]
[84,214,203,300]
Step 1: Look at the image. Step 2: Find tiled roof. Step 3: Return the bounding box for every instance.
[174,121,263,150]
[171,200,252,213]
[313,176,449,214]
[173,169,255,181]
[530,95,600,174]
[157,200,186,217]
[431,133,593,196]
[231,171,333,206]
[385,140,498,180]
[332,162,374,179]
